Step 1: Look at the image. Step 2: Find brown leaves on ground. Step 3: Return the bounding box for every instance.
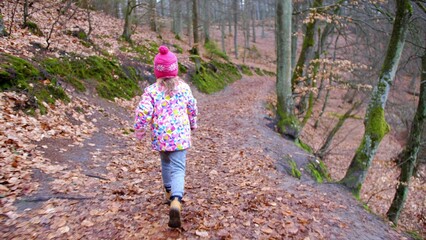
[0,77,409,239]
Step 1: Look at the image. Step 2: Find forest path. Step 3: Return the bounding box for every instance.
[2,76,408,239]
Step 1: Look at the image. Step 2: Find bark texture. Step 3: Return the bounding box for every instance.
[276,0,299,139]
[386,48,426,224]
[340,0,412,196]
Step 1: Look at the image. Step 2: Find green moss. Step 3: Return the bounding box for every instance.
[204,41,229,61]
[0,14,8,36]
[24,21,43,36]
[133,43,157,64]
[295,138,313,153]
[191,60,242,94]
[307,159,331,183]
[175,34,182,40]
[178,62,187,75]
[362,202,372,213]
[0,53,72,115]
[122,128,130,135]
[240,65,253,76]
[173,44,183,54]
[365,107,390,141]
[254,68,265,76]
[42,55,141,100]
[0,54,40,90]
[80,40,92,48]
[285,156,301,179]
[42,58,86,92]
[329,112,363,120]
[77,31,87,40]
[277,109,301,138]
[263,70,276,76]
[66,76,86,91]
[405,230,423,240]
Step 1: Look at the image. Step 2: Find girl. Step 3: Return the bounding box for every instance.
[134,46,198,228]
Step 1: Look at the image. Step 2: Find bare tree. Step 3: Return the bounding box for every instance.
[149,0,157,32]
[340,0,413,196]
[233,0,239,59]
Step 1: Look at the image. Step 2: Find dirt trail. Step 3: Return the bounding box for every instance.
[1,76,409,239]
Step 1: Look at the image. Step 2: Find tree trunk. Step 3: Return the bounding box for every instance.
[251,2,256,43]
[0,13,8,37]
[386,48,426,225]
[233,0,239,59]
[122,0,134,42]
[202,0,210,43]
[220,1,226,53]
[340,0,412,197]
[149,0,157,32]
[260,1,265,38]
[291,0,322,91]
[243,0,250,63]
[23,0,29,26]
[191,0,201,72]
[314,84,330,129]
[187,0,192,46]
[227,0,232,35]
[192,0,199,46]
[172,0,182,38]
[160,0,164,17]
[317,102,362,158]
[276,0,299,139]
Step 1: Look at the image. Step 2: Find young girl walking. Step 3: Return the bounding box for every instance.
[134,46,198,228]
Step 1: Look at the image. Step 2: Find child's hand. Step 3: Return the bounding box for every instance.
[135,130,145,140]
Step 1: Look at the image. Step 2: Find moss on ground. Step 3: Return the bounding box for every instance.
[204,41,229,61]
[263,70,276,77]
[24,21,43,36]
[129,41,159,64]
[0,53,70,115]
[295,138,313,153]
[42,55,141,100]
[178,62,188,75]
[254,68,265,76]
[277,108,301,139]
[307,159,331,183]
[173,44,183,54]
[240,65,253,76]
[284,155,301,179]
[0,54,40,90]
[1,53,143,114]
[191,60,242,94]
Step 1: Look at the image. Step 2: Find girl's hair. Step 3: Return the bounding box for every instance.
[157,77,179,95]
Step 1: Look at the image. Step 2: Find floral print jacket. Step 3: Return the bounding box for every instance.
[134,80,198,151]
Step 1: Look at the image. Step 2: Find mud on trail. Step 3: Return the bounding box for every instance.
[1,76,409,239]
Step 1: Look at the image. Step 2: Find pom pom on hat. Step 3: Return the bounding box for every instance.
[154,45,178,79]
[158,45,169,55]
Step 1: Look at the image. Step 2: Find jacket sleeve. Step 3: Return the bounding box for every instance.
[186,88,198,130]
[134,89,153,131]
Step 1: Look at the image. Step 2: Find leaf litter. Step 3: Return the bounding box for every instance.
[0,76,412,239]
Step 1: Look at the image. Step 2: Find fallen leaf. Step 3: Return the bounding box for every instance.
[81,219,94,227]
[261,227,273,234]
[195,230,209,238]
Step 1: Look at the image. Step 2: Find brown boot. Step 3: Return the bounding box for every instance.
[165,189,171,204]
[168,197,182,228]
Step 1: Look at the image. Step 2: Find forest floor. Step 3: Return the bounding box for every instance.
[0,75,411,239]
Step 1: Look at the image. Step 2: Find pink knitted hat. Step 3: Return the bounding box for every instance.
[154,46,178,79]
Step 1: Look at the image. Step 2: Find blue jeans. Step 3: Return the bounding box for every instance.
[160,150,187,199]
